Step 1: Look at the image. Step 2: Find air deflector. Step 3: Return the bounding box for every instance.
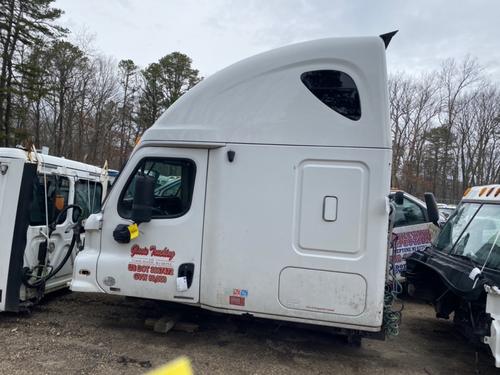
[380,30,398,49]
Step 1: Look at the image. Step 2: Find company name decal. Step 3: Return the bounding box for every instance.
[131,244,176,260]
[395,229,431,249]
[128,244,176,284]
[391,228,432,276]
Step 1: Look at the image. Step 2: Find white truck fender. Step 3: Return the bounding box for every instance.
[484,285,500,367]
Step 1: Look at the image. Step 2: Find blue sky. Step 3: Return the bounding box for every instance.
[55,0,500,80]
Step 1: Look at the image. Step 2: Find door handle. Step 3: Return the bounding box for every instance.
[323,196,338,222]
[178,263,195,289]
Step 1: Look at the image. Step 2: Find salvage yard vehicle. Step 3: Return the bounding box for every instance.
[71,33,401,339]
[406,185,500,367]
[389,190,444,280]
[0,147,106,312]
[437,203,456,219]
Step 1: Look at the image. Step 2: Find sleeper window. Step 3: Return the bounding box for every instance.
[301,70,361,121]
[118,158,196,219]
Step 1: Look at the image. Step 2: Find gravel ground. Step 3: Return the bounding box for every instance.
[0,291,497,374]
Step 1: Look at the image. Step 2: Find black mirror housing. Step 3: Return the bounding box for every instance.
[424,192,440,226]
[131,174,155,224]
[394,191,404,205]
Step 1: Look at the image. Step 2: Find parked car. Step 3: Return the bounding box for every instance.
[437,203,456,219]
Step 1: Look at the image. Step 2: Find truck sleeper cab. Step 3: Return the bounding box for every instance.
[72,35,393,335]
[0,148,105,312]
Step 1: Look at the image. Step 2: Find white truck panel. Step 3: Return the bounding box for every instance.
[200,144,391,330]
[94,147,208,303]
[0,157,24,311]
[0,148,104,311]
[143,37,390,150]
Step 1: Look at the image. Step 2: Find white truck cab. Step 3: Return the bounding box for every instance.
[0,148,105,312]
[72,35,394,335]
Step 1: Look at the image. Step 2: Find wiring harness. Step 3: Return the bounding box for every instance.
[384,202,404,337]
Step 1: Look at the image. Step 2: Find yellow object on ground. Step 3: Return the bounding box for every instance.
[146,357,193,375]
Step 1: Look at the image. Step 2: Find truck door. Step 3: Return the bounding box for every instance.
[24,173,74,293]
[392,195,433,279]
[0,158,36,312]
[96,147,207,303]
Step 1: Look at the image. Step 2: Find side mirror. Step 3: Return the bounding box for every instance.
[131,174,155,224]
[394,191,404,205]
[424,192,440,226]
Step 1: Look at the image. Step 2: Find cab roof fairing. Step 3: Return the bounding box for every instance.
[142,36,391,149]
[0,147,103,176]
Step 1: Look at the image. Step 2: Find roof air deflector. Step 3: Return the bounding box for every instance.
[379,31,398,49]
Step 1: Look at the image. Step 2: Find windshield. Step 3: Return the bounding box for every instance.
[434,203,500,269]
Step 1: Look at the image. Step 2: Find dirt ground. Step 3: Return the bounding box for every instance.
[0,291,497,375]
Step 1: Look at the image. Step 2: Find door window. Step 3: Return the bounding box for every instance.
[30,174,70,226]
[118,158,196,219]
[394,197,427,227]
[73,180,103,222]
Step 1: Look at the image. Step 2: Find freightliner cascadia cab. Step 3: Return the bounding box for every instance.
[71,35,394,336]
[0,148,105,312]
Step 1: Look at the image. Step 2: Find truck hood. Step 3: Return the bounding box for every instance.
[407,247,500,301]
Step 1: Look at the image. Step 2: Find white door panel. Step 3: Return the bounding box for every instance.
[22,173,75,294]
[296,161,368,254]
[201,144,391,329]
[96,147,207,303]
[0,158,24,311]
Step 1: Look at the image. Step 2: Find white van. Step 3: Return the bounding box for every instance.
[0,148,105,312]
[71,34,395,336]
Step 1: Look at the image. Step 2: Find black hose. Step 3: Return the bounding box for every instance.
[23,234,78,289]
[49,204,82,236]
[23,204,83,289]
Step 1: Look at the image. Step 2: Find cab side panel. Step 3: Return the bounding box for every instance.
[1,162,36,311]
[200,144,391,330]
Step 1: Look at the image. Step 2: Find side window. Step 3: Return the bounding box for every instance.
[73,180,103,222]
[301,70,361,121]
[30,175,70,226]
[118,158,196,219]
[394,198,427,228]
